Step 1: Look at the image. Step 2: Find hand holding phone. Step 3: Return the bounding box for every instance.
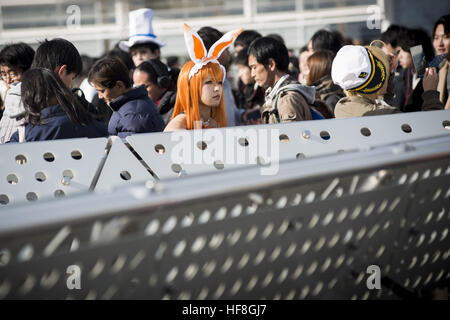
[422,67,439,92]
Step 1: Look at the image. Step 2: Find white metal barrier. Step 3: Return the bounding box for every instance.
[1,110,450,207]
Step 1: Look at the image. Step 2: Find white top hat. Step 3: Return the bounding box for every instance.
[119,8,165,52]
[331,45,387,94]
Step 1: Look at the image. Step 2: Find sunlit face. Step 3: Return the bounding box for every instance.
[299,50,312,74]
[93,82,124,105]
[133,69,161,102]
[237,64,253,85]
[0,65,22,87]
[235,44,245,54]
[200,74,223,108]
[131,47,158,67]
[307,40,313,53]
[248,55,273,89]
[433,24,450,55]
[397,48,413,70]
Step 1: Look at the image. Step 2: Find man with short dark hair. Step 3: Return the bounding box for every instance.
[31,38,82,87]
[234,30,262,53]
[248,37,317,123]
[310,29,344,54]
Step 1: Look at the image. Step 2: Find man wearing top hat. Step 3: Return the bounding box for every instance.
[119,8,165,67]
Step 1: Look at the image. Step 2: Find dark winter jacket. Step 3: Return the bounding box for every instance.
[9,105,107,142]
[108,85,165,138]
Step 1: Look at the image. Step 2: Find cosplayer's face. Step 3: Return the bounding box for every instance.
[200,74,223,108]
[433,24,450,55]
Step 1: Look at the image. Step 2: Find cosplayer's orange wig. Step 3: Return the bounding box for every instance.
[172,60,227,130]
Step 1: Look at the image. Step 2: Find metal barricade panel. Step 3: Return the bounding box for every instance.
[94,137,156,192]
[126,110,450,180]
[0,137,108,207]
[0,134,449,299]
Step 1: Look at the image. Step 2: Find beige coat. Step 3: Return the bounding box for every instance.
[261,76,313,124]
[437,60,450,110]
[334,90,443,118]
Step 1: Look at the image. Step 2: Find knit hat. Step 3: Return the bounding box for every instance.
[332,45,389,98]
[119,8,165,52]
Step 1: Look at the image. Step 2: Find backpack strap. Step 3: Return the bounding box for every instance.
[271,85,324,121]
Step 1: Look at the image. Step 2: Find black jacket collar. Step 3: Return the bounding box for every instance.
[109,85,148,112]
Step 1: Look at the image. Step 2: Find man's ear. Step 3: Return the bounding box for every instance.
[267,58,277,72]
[55,65,68,77]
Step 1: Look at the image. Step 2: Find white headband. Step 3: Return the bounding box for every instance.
[183,23,243,81]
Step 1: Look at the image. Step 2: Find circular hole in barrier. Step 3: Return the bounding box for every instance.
[54,190,65,198]
[171,164,182,174]
[35,172,46,182]
[197,141,207,150]
[279,134,290,143]
[6,174,18,184]
[62,169,74,179]
[296,153,306,159]
[443,120,450,130]
[0,194,10,205]
[154,144,165,154]
[26,192,38,202]
[401,124,412,133]
[360,127,371,137]
[238,137,249,147]
[15,154,27,165]
[43,152,55,162]
[71,150,82,160]
[120,171,132,181]
[320,131,331,141]
[213,160,224,170]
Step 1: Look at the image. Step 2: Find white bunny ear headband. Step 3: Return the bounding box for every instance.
[183,23,243,81]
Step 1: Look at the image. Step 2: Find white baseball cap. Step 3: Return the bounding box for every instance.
[332,45,387,95]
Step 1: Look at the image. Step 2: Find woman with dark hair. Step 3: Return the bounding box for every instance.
[133,59,176,124]
[306,50,343,113]
[88,57,165,137]
[397,28,435,112]
[433,14,450,109]
[0,42,35,143]
[9,68,107,142]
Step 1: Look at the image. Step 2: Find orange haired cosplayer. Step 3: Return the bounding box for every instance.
[172,60,227,130]
[165,23,243,131]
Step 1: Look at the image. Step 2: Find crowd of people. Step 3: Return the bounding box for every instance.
[0,8,448,143]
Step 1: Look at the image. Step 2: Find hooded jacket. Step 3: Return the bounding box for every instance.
[108,85,165,138]
[261,75,314,124]
[0,82,25,143]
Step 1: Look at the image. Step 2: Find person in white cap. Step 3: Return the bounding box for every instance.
[119,8,165,67]
[331,43,443,118]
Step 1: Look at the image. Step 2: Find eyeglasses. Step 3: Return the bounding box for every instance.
[0,70,21,82]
